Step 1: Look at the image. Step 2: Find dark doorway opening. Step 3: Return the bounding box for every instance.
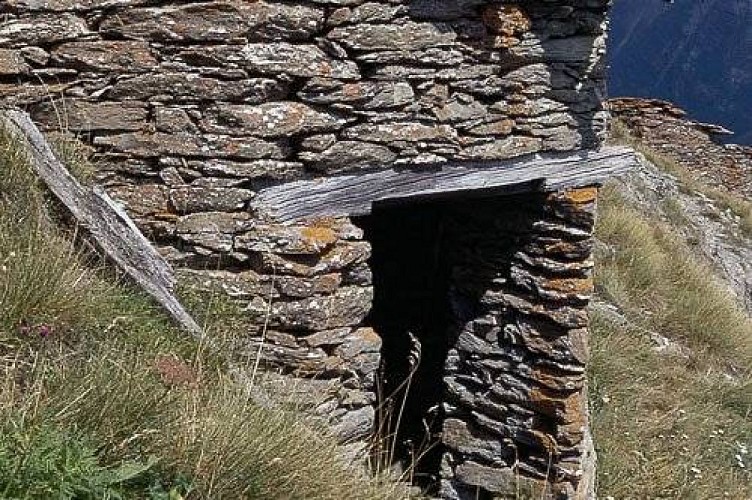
[354,191,548,493]
[355,198,453,491]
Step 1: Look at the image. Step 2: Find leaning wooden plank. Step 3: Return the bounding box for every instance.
[252,146,638,222]
[2,110,203,338]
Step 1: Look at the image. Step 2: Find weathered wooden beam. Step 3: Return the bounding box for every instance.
[2,110,203,338]
[252,146,637,222]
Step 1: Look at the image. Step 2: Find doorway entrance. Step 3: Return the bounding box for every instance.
[355,191,547,493]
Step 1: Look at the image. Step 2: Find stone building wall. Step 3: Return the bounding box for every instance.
[1,1,610,497]
[360,187,597,498]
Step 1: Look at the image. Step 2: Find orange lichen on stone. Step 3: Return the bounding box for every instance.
[553,186,599,205]
[354,326,380,344]
[541,240,585,255]
[301,225,338,251]
[530,387,585,425]
[543,276,594,295]
[482,5,532,35]
[309,216,339,225]
[527,428,559,454]
[557,420,586,446]
[343,82,364,99]
[532,368,585,393]
[469,118,515,136]
[482,4,532,48]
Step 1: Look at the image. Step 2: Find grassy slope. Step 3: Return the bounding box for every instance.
[591,129,752,497]
[0,128,406,498]
[6,113,752,498]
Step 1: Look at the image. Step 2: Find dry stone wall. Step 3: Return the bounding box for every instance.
[361,187,598,498]
[609,98,752,199]
[439,187,597,499]
[1,1,610,497]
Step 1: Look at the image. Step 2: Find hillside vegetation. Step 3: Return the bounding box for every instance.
[591,126,752,497]
[3,115,752,498]
[0,126,405,499]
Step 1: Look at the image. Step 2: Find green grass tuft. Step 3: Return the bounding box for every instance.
[0,126,102,335]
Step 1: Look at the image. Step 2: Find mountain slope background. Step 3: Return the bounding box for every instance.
[608,0,752,144]
[590,117,752,497]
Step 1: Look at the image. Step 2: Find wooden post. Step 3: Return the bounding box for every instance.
[2,110,203,338]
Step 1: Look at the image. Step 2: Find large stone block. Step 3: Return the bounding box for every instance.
[176,211,253,235]
[202,102,350,138]
[452,461,543,497]
[299,79,415,109]
[176,43,360,79]
[249,241,371,278]
[31,101,147,132]
[457,135,542,160]
[275,274,342,299]
[107,74,288,103]
[198,159,306,182]
[170,186,254,214]
[328,20,457,50]
[344,122,458,143]
[100,2,323,42]
[0,49,30,75]
[245,286,374,331]
[53,41,157,72]
[176,269,274,298]
[107,183,170,217]
[442,418,511,464]
[300,140,397,174]
[6,0,152,10]
[93,132,289,160]
[236,224,338,255]
[0,14,89,47]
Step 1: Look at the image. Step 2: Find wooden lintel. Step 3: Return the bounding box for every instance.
[252,146,638,222]
[2,110,203,338]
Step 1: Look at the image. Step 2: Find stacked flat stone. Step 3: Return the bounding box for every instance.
[439,187,597,499]
[1,1,610,498]
[610,98,752,199]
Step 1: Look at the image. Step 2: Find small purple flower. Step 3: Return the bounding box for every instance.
[38,324,52,338]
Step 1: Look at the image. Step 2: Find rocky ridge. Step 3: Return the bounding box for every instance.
[609,98,752,199]
[608,0,752,144]
[609,98,752,314]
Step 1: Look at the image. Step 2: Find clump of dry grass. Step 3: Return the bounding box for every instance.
[590,309,752,499]
[47,131,97,185]
[0,125,99,336]
[591,179,752,497]
[595,185,752,362]
[15,337,406,500]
